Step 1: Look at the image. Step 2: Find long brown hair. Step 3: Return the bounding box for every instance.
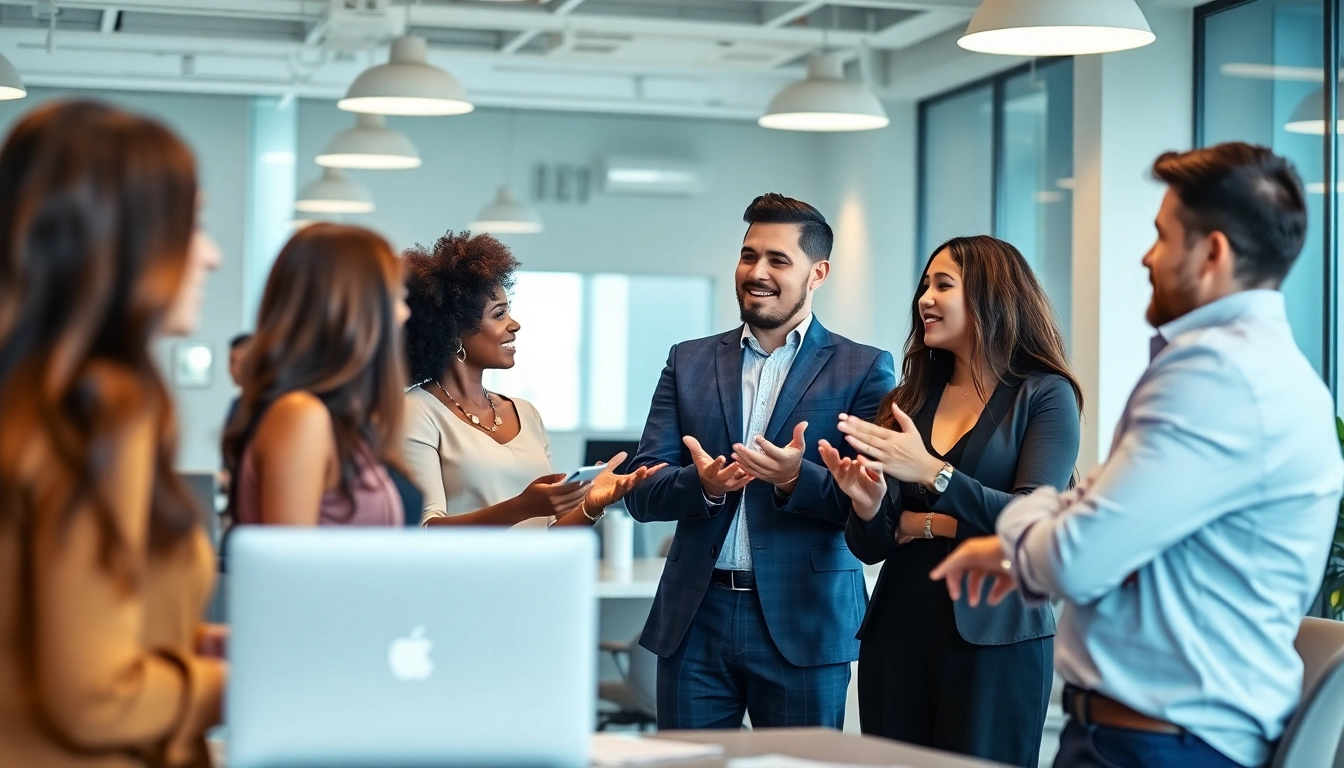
[879,236,1082,428]
[0,100,201,575]
[222,224,408,510]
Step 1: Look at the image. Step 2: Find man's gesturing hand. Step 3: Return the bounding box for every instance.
[733,422,807,494]
[683,435,753,499]
[929,536,1019,607]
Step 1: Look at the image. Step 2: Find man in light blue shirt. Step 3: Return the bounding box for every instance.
[931,143,1343,768]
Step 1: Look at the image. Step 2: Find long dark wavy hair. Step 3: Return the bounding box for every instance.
[0,101,201,579]
[222,224,408,513]
[879,235,1083,429]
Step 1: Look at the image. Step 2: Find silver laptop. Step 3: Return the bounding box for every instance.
[226,528,596,768]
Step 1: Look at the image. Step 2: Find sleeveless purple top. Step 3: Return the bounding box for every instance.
[235,442,402,527]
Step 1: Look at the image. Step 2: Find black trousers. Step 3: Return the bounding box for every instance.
[858,539,1053,768]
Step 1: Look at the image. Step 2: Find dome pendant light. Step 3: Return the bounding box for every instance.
[338,35,473,117]
[1285,88,1344,135]
[471,111,542,235]
[0,51,25,100]
[759,53,889,132]
[471,185,543,234]
[295,168,375,214]
[316,113,421,170]
[958,0,1156,57]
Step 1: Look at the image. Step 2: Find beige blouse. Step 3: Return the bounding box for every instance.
[403,385,554,528]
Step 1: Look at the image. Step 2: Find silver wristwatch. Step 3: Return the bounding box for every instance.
[932,462,954,494]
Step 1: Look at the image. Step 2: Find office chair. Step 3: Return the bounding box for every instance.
[597,630,658,731]
[1270,617,1344,768]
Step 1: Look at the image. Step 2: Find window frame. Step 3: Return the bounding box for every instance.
[915,57,1073,277]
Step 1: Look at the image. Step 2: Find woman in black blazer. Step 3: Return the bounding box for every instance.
[819,236,1082,768]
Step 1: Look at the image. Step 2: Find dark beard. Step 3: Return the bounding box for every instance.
[738,287,808,330]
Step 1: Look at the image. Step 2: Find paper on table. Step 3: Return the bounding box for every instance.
[728,755,912,768]
[591,733,725,765]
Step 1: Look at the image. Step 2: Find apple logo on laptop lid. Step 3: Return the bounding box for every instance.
[388,626,434,681]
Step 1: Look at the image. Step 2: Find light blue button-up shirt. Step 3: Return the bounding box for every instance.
[715,314,813,571]
[999,290,1344,767]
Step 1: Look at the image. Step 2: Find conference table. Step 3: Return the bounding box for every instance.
[207,728,1009,767]
[643,728,1010,768]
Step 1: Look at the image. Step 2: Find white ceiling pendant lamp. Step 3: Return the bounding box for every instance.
[0,51,25,100]
[295,168,375,214]
[759,53,889,132]
[316,113,421,170]
[471,111,542,235]
[338,35,473,117]
[471,185,543,234]
[1285,88,1344,135]
[958,0,1155,57]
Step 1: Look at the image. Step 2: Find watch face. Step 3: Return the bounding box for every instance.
[934,477,948,493]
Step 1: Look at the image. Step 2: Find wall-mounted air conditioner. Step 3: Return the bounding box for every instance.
[596,156,707,197]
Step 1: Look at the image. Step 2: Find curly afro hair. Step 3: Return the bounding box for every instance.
[403,230,520,385]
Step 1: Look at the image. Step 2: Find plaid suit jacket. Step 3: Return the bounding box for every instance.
[625,319,896,667]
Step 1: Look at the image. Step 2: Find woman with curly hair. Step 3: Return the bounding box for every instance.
[403,231,662,528]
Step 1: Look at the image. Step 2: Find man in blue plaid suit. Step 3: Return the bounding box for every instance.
[625,193,897,729]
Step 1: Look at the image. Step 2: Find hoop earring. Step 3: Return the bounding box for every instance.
[455,343,467,363]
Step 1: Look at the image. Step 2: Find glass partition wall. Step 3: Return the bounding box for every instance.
[1197,0,1341,616]
[918,59,1075,346]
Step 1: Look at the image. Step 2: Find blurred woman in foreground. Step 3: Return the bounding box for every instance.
[0,101,225,767]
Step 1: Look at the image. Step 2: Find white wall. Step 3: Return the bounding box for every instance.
[1071,7,1194,469]
[294,102,919,468]
[0,89,923,474]
[0,87,251,474]
[815,101,919,361]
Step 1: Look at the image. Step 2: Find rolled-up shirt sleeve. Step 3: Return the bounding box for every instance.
[997,342,1262,606]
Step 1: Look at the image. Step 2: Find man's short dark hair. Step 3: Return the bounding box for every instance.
[1151,142,1307,287]
[743,193,833,261]
[229,333,252,350]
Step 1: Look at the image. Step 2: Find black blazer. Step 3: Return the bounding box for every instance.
[845,371,1081,646]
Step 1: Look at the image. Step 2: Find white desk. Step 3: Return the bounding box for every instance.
[597,558,665,598]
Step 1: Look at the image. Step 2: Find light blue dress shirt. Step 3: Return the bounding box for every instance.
[998,291,1344,767]
[715,313,813,571]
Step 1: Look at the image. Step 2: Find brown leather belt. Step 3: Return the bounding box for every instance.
[1062,684,1182,735]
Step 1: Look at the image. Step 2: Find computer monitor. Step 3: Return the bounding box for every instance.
[227,528,596,768]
